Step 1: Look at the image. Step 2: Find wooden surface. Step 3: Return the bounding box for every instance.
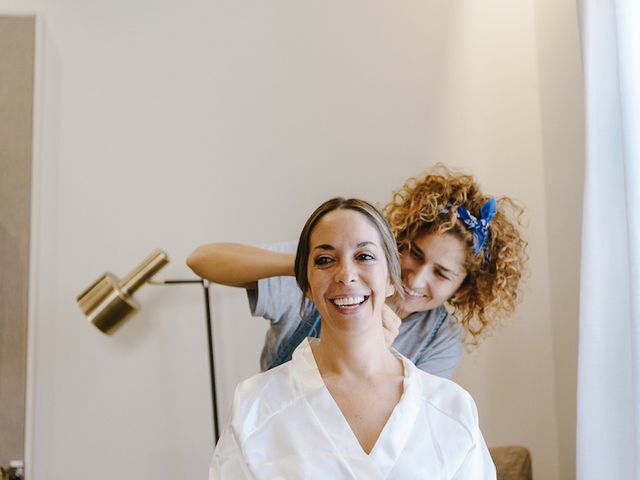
[0,15,35,467]
[490,446,533,480]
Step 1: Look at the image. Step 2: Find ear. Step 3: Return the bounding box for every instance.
[385,278,395,298]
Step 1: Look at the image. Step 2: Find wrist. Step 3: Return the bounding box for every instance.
[277,252,296,277]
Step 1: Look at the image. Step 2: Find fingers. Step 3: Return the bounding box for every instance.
[382,303,401,347]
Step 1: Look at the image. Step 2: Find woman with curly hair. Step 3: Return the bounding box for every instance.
[384,165,527,345]
[187,165,527,379]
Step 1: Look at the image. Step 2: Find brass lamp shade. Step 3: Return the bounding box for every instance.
[76,249,220,443]
[77,249,169,334]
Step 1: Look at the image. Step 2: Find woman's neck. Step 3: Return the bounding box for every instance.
[312,327,402,378]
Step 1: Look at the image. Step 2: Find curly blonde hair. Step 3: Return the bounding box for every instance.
[384,164,527,343]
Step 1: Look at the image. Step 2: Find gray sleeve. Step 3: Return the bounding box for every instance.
[245,242,304,326]
[415,314,464,379]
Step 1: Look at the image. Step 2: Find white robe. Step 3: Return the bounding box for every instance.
[210,339,496,479]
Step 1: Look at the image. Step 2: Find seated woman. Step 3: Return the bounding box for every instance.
[188,165,527,379]
[210,198,496,479]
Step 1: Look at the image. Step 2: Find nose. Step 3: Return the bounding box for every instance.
[406,264,433,292]
[335,258,357,284]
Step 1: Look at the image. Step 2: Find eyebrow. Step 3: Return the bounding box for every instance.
[437,264,460,278]
[312,241,377,251]
[412,243,460,277]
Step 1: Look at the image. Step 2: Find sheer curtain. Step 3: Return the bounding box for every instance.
[577,0,640,478]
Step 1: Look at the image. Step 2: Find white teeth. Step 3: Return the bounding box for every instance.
[404,286,426,297]
[333,296,365,306]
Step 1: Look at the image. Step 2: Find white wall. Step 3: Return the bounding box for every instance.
[0,0,583,478]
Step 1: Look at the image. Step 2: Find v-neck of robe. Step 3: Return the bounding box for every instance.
[291,338,422,478]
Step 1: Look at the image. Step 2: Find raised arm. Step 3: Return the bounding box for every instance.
[186,243,296,289]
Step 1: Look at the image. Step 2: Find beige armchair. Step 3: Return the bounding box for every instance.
[489,446,532,480]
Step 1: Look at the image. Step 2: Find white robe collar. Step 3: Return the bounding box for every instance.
[290,338,423,478]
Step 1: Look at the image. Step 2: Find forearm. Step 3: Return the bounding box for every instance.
[186,243,296,288]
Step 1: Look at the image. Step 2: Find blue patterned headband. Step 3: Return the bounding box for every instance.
[442,197,497,260]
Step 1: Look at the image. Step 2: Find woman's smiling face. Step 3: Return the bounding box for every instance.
[306,208,394,337]
[393,232,468,319]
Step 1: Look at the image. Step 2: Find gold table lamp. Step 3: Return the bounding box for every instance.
[76,249,219,443]
[77,249,169,334]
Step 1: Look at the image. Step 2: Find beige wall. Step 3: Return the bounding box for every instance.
[434,2,584,480]
[536,1,585,478]
[436,3,558,479]
[536,0,584,477]
[0,15,35,468]
[0,1,584,478]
